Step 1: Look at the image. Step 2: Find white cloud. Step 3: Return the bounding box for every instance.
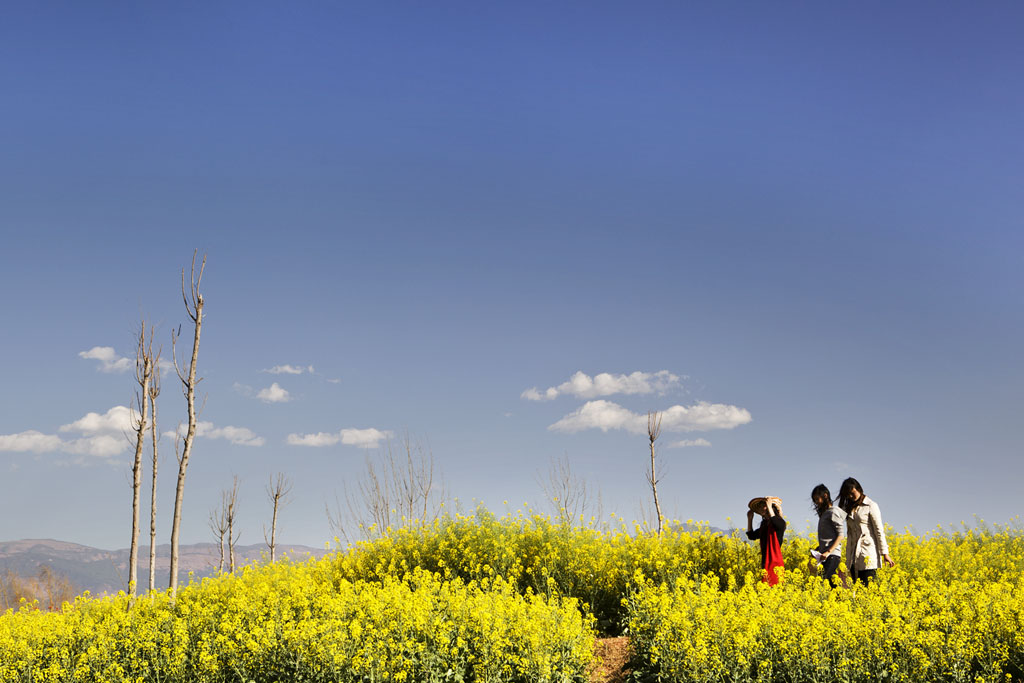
[58,405,135,459]
[59,406,133,434]
[0,404,136,460]
[287,427,392,449]
[522,370,681,401]
[256,382,291,403]
[659,402,752,432]
[340,428,391,449]
[548,399,751,435]
[669,438,712,448]
[156,357,176,376]
[238,382,294,403]
[164,422,265,446]
[265,364,314,375]
[287,431,341,447]
[548,400,640,433]
[192,422,265,447]
[79,346,132,373]
[522,387,558,401]
[0,430,64,453]
[63,434,128,458]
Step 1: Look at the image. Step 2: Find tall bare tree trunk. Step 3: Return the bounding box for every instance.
[226,476,239,573]
[646,411,664,536]
[148,348,161,593]
[169,252,205,597]
[264,473,293,563]
[268,493,279,563]
[129,323,154,597]
[208,501,228,573]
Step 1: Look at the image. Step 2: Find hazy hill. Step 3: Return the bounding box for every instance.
[0,539,329,596]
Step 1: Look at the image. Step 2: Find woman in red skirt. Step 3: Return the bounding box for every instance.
[746,496,786,585]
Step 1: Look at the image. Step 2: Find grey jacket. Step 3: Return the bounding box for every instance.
[817,505,846,558]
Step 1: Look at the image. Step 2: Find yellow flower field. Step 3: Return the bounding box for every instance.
[627,568,1024,682]
[0,561,594,683]
[1,511,1021,682]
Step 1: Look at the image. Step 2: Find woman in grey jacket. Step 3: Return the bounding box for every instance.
[838,477,895,584]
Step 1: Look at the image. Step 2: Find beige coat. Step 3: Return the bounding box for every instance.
[845,495,889,572]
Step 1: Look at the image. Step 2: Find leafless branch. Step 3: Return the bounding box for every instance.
[169,250,206,597]
[147,342,161,593]
[647,410,664,536]
[208,500,229,574]
[225,475,240,573]
[128,321,154,598]
[263,473,293,563]
[536,453,603,527]
[327,433,447,545]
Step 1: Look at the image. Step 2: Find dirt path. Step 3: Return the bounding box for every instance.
[590,636,630,683]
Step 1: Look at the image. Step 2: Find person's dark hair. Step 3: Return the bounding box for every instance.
[838,477,864,513]
[811,484,832,516]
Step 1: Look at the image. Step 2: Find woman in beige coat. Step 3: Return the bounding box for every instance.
[838,477,895,584]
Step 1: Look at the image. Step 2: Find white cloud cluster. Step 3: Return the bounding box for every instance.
[256,382,291,403]
[339,428,391,449]
[287,427,392,450]
[286,431,339,447]
[265,364,314,375]
[194,422,265,446]
[79,346,132,373]
[522,370,681,401]
[670,438,712,448]
[62,435,126,458]
[59,406,134,434]
[548,399,751,435]
[0,430,63,453]
[236,382,293,404]
[162,421,265,447]
[156,357,176,376]
[79,343,175,377]
[0,405,136,460]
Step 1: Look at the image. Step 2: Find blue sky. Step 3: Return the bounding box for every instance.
[1,2,1022,551]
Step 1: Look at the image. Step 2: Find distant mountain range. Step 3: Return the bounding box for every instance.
[0,539,329,596]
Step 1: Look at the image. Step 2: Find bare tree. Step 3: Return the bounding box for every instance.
[0,566,77,612]
[128,322,154,597]
[36,565,76,612]
[169,251,206,596]
[225,476,240,573]
[646,410,664,536]
[264,473,293,563]
[536,453,603,526]
[327,434,446,544]
[147,345,161,593]
[208,497,228,573]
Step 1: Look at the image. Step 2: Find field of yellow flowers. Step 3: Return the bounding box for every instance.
[1,508,1022,682]
[0,559,594,683]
